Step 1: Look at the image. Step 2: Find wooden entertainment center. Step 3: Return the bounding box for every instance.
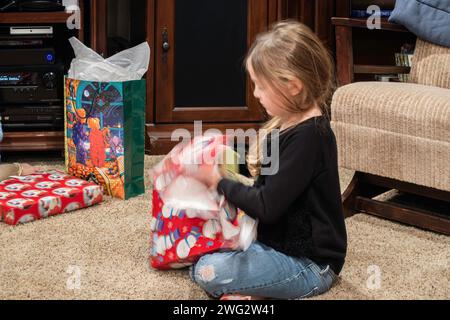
[0,0,337,155]
[0,8,84,152]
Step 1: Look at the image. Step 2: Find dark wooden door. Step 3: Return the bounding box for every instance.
[154,0,268,123]
[90,0,147,57]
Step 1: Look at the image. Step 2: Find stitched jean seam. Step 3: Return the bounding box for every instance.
[293,286,320,300]
[308,263,336,294]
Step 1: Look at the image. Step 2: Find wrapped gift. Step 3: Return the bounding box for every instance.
[150,135,257,270]
[65,78,146,200]
[150,190,232,270]
[0,170,103,226]
[64,38,149,200]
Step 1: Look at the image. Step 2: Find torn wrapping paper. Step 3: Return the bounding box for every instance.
[150,135,258,270]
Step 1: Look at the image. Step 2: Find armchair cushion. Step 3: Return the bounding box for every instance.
[409,38,450,89]
[332,82,450,143]
[331,82,450,192]
[389,0,450,48]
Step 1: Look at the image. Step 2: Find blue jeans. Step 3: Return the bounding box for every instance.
[190,242,337,300]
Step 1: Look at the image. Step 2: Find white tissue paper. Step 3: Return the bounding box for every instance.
[68,37,150,82]
[152,135,258,252]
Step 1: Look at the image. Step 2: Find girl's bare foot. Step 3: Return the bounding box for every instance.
[220,294,265,301]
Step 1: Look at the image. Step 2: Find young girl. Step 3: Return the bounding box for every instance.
[188,21,347,300]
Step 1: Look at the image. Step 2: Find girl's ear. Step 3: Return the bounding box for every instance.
[287,78,303,97]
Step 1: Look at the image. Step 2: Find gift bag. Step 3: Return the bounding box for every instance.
[64,78,146,200]
[0,170,103,226]
[64,38,150,200]
[150,135,257,270]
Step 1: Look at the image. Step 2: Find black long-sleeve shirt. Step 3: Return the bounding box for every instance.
[218,116,347,274]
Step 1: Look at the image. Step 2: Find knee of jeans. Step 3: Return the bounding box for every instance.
[192,256,231,295]
[192,256,219,284]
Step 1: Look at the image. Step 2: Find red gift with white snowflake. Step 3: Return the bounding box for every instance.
[0,170,104,226]
[150,135,257,270]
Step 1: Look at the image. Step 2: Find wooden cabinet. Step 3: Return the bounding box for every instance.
[154,0,266,124]
[151,0,277,153]
[0,8,84,153]
[0,0,337,154]
[90,0,338,154]
[333,0,416,86]
[91,0,277,154]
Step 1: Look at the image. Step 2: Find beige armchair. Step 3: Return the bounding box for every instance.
[331,38,450,235]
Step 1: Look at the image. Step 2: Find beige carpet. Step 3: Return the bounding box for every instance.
[0,156,449,300]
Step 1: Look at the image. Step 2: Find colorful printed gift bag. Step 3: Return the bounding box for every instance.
[150,135,257,270]
[0,170,103,226]
[65,78,146,200]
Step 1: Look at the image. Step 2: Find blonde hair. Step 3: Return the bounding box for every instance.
[87,117,100,130]
[246,20,336,177]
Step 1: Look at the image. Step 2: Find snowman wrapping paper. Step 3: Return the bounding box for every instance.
[0,170,103,226]
[150,135,257,270]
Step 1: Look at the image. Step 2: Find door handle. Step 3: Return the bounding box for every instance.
[162,27,170,62]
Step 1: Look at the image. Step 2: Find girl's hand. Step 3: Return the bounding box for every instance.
[187,164,223,190]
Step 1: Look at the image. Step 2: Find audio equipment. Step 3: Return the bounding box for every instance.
[0,47,56,65]
[0,105,63,130]
[0,0,64,12]
[0,64,63,104]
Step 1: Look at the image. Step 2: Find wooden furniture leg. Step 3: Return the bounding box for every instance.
[342,172,450,236]
[342,172,389,218]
